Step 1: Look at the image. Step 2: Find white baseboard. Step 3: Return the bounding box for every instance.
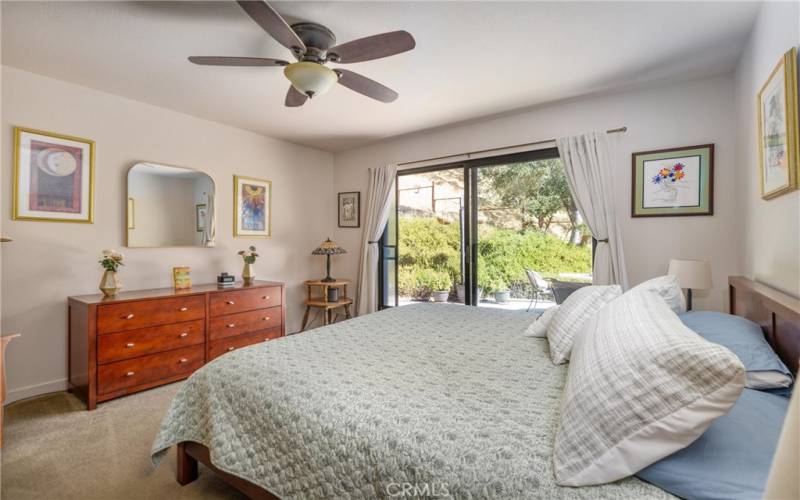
[5,378,68,405]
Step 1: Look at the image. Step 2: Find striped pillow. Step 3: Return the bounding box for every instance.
[553,289,745,486]
[546,285,621,364]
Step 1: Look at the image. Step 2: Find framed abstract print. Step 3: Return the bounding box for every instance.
[338,191,360,228]
[195,203,206,232]
[13,127,94,223]
[757,47,798,200]
[632,144,714,217]
[233,175,271,238]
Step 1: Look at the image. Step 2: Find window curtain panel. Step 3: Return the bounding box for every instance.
[556,131,628,289]
[356,164,397,315]
[203,191,216,247]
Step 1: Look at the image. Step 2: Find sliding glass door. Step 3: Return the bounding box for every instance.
[379,148,591,311]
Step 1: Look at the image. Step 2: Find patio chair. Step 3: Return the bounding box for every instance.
[525,269,555,312]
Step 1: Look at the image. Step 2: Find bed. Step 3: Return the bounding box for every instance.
[152,276,799,499]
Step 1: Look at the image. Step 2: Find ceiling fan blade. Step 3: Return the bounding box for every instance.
[328,30,415,63]
[335,69,398,103]
[188,56,288,67]
[285,85,308,107]
[237,1,306,54]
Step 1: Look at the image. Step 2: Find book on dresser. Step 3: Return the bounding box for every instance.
[67,280,286,410]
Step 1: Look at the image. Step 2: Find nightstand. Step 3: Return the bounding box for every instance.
[301,279,353,330]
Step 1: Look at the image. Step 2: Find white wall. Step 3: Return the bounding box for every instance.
[1,66,334,402]
[333,74,739,310]
[734,1,800,297]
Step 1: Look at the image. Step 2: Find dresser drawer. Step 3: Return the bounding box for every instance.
[209,307,282,341]
[208,328,282,360]
[97,345,204,395]
[209,287,281,317]
[97,320,205,364]
[97,295,205,334]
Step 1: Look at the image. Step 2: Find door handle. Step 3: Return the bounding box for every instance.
[179,307,188,312]
[126,371,135,377]
[179,332,188,338]
[227,324,236,328]
[179,358,188,364]
[226,301,235,305]
[124,314,134,320]
[226,346,235,352]
[125,343,135,348]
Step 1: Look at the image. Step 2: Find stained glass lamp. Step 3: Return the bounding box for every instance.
[312,238,347,282]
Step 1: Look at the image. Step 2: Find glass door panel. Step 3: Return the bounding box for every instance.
[396,167,466,306]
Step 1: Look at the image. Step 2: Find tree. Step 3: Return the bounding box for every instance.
[479,158,582,242]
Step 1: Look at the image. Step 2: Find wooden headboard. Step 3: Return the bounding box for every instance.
[729,276,800,374]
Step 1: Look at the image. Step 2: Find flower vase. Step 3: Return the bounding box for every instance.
[99,270,121,297]
[242,262,255,285]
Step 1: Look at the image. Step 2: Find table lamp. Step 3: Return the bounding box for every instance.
[312,238,346,283]
[667,258,712,311]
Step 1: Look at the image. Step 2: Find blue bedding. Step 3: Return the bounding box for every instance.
[636,388,789,500]
[679,311,793,391]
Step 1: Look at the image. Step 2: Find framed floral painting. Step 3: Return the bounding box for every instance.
[13,127,94,223]
[233,175,271,238]
[631,144,714,217]
[338,191,360,228]
[757,47,798,200]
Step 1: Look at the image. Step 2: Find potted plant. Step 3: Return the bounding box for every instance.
[238,246,259,284]
[492,278,510,304]
[430,271,451,302]
[98,249,124,297]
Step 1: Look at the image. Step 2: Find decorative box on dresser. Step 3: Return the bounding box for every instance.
[68,280,285,410]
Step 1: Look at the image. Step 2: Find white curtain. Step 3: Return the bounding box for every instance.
[356,164,397,315]
[556,131,629,289]
[203,191,216,248]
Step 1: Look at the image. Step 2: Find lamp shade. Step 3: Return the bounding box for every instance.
[284,62,338,99]
[311,238,346,256]
[667,259,712,290]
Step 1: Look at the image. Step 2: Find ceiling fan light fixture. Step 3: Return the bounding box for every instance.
[283,62,338,99]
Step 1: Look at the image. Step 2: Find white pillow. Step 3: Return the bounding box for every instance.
[553,289,745,486]
[522,306,559,338]
[546,285,621,364]
[628,274,686,314]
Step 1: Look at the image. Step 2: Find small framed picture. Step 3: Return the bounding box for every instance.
[13,127,94,223]
[195,203,207,232]
[172,266,192,290]
[632,144,714,217]
[338,191,360,228]
[757,47,798,199]
[234,175,271,238]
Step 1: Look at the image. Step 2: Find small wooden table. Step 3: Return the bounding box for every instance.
[302,279,353,331]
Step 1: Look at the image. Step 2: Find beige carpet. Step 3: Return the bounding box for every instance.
[1,383,246,499]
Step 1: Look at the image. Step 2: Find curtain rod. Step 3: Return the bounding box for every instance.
[397,126,627,167]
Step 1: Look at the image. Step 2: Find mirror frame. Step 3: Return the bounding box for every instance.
[125,161,216,248]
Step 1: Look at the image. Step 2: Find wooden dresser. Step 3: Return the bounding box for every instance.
[68,280,285,410]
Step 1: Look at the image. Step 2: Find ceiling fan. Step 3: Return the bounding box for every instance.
[189,1,416,107]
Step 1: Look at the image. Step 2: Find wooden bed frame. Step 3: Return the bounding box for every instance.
[176,275,800,498]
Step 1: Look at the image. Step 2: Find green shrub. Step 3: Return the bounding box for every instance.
[398,267,452,300]
[398,216,591,298]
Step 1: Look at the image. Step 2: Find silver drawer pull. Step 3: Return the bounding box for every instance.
[262,317,270,321]
[226,346,235,352]
[179,332,189,338]
[226,300,235,305]
[126,371,135,377]
[262,296,269,300]
[179,307,188,312]
[179,358,189,364]
[124,313,135,320]
[227,323,236,328]
[125,343,135,348]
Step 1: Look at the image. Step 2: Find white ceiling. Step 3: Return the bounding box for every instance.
[1,1,761,152]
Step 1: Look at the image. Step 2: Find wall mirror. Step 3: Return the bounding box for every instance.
[127,162,215,248]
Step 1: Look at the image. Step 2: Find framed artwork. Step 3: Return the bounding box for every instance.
[13,127,94,223]
[233,175,271,238]
[172,266,192,290]
[338,191,360,228]
[195,203,207,232]
[127,198,135,230]
[757,47,798,200]
[632,144,714,217]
